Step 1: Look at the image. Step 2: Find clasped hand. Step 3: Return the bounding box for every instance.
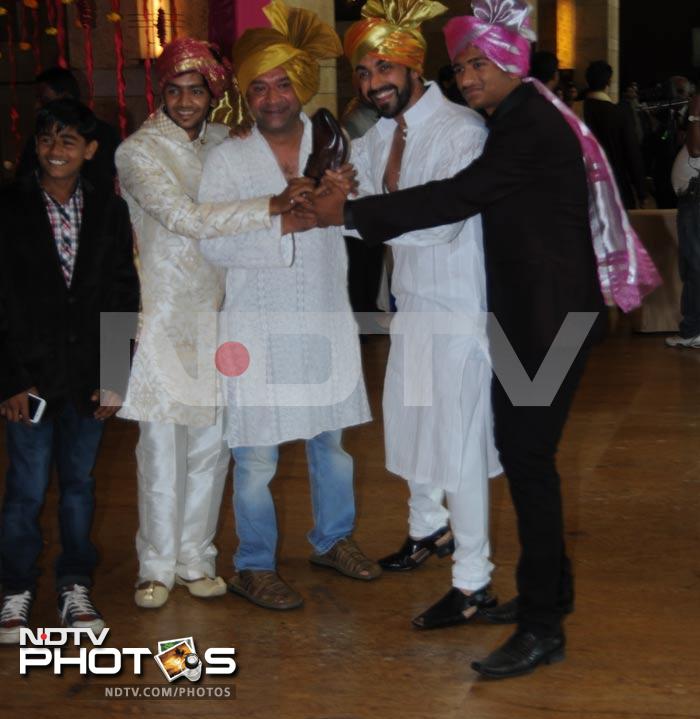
[270,164,357,234]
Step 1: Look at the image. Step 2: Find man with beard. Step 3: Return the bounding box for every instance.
[314,0,660,678]
[198,0,376,611]
[342,0,501,629]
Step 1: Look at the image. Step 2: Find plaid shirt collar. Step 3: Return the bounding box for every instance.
[39,176,84,286]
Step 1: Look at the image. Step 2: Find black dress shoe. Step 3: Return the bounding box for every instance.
[479,595,574,625]
[471,630,565,679]
[378,526,454,572]
[412,586,497,629]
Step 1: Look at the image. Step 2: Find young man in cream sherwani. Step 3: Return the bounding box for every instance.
[341,0,502,629]
[198,1,376,611]
[116,37,311,608]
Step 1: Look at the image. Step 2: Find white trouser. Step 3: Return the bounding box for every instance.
[135,414,229,589]
[408,478,492,592]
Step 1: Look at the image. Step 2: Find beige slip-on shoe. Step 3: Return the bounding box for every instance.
[134,580,169,608]
[175,575,227,598]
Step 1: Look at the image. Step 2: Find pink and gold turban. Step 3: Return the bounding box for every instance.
[233,0,342,106]
[443,0,536,77]
[344,0,448,75]
[155,37,233,100]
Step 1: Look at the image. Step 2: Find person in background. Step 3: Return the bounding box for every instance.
[341,95,384,320]
[620,80,645,144]
[666,91,700,348]
[15,67,120,191]
[438,64,468,105]
[530,51,559,92]
[648,76,692,209]
[584,60,648,209]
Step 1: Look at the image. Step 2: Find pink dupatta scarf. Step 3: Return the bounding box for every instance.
[526,77,662,312]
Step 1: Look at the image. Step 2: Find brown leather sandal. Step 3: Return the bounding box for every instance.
[309,537,382,581]
[227,570,303,610]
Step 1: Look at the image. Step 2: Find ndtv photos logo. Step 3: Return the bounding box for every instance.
[18,628,236,682]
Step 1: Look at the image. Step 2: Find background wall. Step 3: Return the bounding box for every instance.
[620,0,700,92]
[3,0,699,182]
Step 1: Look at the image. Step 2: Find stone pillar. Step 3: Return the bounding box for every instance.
[537,0,558,55]
[576,0,619,100]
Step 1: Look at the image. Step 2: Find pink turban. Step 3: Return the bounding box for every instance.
[443,0,536,77]
[442,2,661,311]
[155,37,233,100]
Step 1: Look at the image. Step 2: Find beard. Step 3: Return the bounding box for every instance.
[366,73,414,118]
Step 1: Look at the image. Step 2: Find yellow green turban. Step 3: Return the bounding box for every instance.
[344,0,448,75]
[234,0,342,106]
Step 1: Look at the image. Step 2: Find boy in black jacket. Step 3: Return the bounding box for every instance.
[0,99,139,643]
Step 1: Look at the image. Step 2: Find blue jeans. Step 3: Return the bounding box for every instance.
[677,182,700,337]
[231,429,355,571]
[0,402,105,593]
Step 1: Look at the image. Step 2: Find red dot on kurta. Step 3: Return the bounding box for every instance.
[215,342,250,377]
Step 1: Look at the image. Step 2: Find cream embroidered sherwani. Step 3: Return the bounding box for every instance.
[351,83,501,590]
[115,110,291,587]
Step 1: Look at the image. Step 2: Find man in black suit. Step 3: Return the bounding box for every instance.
[313,1,609,679]
[0,99,139,643]
[583,61,647,209]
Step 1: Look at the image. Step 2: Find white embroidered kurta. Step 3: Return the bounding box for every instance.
[352,82,501,492]
[115,110,292,427]
[199,114,371,448]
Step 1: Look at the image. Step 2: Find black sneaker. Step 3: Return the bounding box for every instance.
[0,590,33,644]
[58,584,105,631]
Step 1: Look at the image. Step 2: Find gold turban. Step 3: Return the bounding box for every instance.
[344,0,448,75]
[233,0,342,106]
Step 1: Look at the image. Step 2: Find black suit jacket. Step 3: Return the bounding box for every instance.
[348,83,606,375]
[0,175,140,415]
[583,97,646,209]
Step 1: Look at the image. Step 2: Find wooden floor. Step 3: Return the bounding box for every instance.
[1,325,699,718]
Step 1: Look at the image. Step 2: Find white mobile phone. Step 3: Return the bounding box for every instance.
[27,393,46,424]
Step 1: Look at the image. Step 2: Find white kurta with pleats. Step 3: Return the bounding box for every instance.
[351,83,501,590]
[198,114,371,449]
[352,83,501,495]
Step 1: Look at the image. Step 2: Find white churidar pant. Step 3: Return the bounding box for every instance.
[407,475,493,592]
[135,413,229,588]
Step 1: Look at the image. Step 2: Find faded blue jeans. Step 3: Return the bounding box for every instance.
[0,402,104,593]
[231,429,355,571]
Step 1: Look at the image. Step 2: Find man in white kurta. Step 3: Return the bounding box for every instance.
[197,1,376,611]
[343,1,501,629]
[116,38,299,609]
